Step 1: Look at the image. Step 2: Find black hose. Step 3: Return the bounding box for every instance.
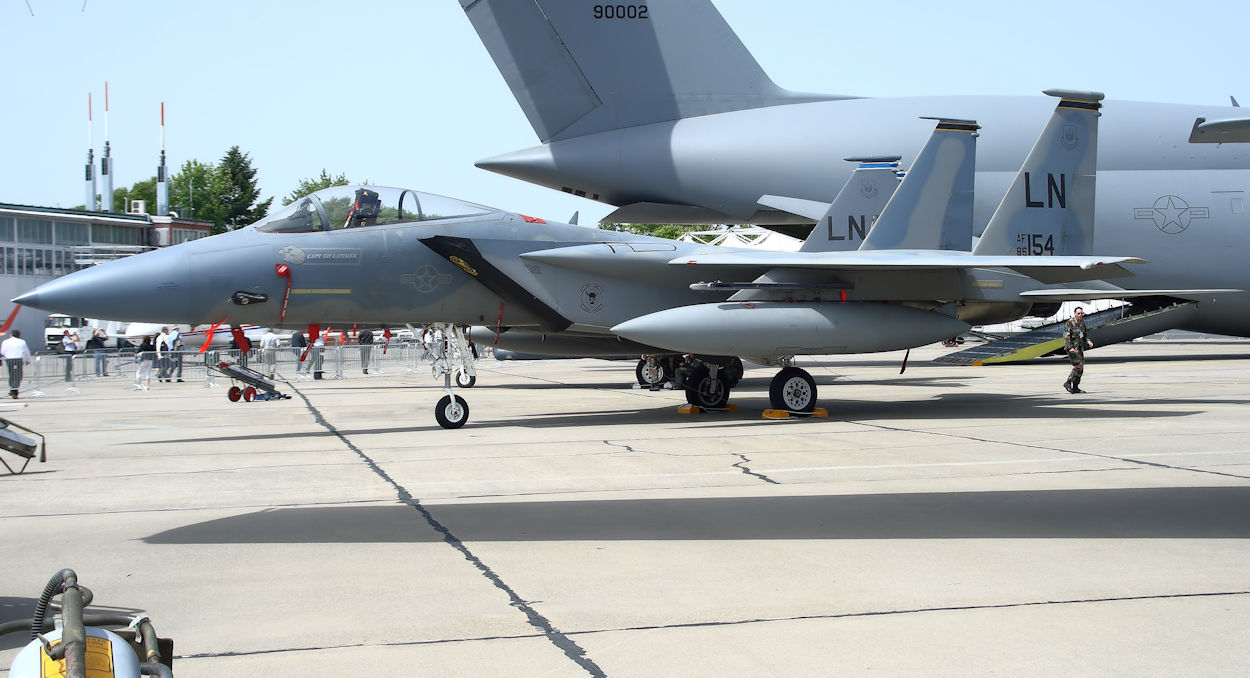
[31,568,75,641]
[140,663,174,678]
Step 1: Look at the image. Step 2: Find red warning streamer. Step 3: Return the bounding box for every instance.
[0,305,20,335]
[198,322,224,354]
[275,263,292,324]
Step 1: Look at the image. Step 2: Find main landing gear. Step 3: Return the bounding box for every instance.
[673,356,818,414]
[429,323,476,428]
[768,366,817,413]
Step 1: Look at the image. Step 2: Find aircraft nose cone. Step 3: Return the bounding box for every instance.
[12,246,193,323]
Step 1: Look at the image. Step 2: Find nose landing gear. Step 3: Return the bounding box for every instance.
[430,324,476,429]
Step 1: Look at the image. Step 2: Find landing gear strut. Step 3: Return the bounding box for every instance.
[636,356,670,387]
[685,363,730,409]
[430,323,476,428]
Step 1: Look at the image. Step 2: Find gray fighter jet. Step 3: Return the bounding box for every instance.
[463,0,1250,338]
[15,92,1178,428]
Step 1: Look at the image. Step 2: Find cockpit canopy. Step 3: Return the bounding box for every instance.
[254,185,498,233]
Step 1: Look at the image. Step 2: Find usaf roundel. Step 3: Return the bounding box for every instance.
[580,283,604,313]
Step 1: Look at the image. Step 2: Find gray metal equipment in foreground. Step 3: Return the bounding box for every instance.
[2,569,173,677]
[0,416,45,475]
[210,361,291,403]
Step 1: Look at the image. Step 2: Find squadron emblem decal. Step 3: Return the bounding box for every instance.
[402,265,453,293]
[278,246,306,265]
[1133,195,1209,234]
[858,179,878,199]
[1060,124,1079,151]
[580,283,604,313]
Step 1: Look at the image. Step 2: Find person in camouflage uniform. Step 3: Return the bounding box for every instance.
[1063,307,1094,393]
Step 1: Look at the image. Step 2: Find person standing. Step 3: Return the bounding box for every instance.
[61,330,80,382]
[311,329,326,379]
[289,330,308,375]
[87,328,110,376]
[156,327,171,382]
[1063,307,1094,394]
[136,335,156,390]
[167,327,184,382]
[2,329,32,398]
[260,328,281,378]
[358,328,374,374]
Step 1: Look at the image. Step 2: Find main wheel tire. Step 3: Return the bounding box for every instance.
[228,386,242,402]
[636,358,669,386]
[684,367,730,409]
[455,370,477,388]
[769,367,817,412]
[243,386,258,402]
[435,394,470,429]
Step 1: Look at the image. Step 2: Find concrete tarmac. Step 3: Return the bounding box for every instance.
[2,340,1249,676]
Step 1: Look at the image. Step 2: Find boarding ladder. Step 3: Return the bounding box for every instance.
[935,299,1200,365]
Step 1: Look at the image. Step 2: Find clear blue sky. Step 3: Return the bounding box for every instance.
[2,1,1246,226]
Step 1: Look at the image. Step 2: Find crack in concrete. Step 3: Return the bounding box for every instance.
[175,589,1250,661]
[733,453,779,484]
[855,421,1250,481]
[564,589,1250,636]
[291,388,605,677]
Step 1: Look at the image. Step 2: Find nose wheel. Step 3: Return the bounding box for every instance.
[430,324,475,428]
[435,394,470,429]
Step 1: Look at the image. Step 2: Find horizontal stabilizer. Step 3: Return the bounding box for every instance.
[603,202,773,225]
[758,195,832,221]
[1189,116,1250,143]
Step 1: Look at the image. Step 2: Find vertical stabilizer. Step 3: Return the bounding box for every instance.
[460,0,840,142]
[859,119,979,252]
[798,158,901,252]
[972,90,1103,256]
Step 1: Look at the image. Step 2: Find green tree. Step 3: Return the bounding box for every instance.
[603,223,688,240]
[282,169,350,206]
[169,160,226,226]
[217,146,272,232]
[114,177,158,215]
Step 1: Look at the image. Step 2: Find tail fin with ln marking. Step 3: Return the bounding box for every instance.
[972,90,1103,257]
[858,118,980,252]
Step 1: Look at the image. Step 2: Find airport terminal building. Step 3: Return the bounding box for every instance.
[0,202,211,347]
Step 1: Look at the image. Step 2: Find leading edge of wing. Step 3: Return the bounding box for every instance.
[670,250,1147,284]
[1019,288,1241,301]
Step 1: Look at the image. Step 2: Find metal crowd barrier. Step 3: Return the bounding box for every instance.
[15,341,458,397]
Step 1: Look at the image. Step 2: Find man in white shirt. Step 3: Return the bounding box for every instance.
[166,327,184,382]
[156,327,170,382]
[2,330,33,398]
[260,328,281,378]
[61,330,79,382]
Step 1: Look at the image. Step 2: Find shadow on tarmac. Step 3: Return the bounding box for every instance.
[145,486,1250,545]
[139,387,1211,444]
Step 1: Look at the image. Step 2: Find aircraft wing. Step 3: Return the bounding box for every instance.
[1189,116,1250,143]
[1018,288,1241,301]
[757,195,833,221]
[669,250,1146,284]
